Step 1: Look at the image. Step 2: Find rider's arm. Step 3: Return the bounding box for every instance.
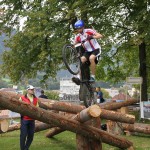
[93,32,103,39]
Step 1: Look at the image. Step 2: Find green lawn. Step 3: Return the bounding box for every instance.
[0,130,150,150]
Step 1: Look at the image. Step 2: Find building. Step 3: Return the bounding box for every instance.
[105,89,119,98]
[59,78,80,102]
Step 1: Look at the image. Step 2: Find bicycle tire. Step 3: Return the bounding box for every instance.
[62,44,80,75]
[79,83,96,108]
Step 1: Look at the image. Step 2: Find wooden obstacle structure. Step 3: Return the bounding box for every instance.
[0,91,148,150]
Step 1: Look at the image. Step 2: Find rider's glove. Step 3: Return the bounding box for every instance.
[87,35,94,40]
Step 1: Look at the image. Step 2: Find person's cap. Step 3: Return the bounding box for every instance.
[26,85,35,90]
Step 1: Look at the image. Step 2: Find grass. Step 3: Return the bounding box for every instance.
[0,129,150,150]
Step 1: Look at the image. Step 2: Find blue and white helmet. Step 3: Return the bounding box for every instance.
[74,20,84,29]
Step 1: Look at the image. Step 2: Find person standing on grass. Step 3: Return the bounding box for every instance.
[39,90,48,99]
[19,85,39,150]
[96,87,105,103]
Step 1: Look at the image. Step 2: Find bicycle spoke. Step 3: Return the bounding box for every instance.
[62,44,80,75]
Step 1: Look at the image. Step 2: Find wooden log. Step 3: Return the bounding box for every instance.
[74,105,101,122]
[117,107,129,114]
[35,122,54,132]
[99,99,138,110]
[86,118,102,150]
[39,100,135,124]
[75,105,102,150]
[121,123,150,135]
[38,99,85,113]
[107,120,124,135]
[0,91,133,149]
[0,119,9,132]
[46,127,63,138]
[100,109,135,124]
[0,122,53,134]
[46,105,101,137]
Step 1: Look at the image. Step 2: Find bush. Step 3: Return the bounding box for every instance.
[45,90,59,100]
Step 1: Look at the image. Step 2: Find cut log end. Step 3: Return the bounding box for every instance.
[88,105,101,117]
[0,119,9,132]
[126,114,135,119]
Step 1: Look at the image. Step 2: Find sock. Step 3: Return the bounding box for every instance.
[91,75,95,79]
[77,74,80,79]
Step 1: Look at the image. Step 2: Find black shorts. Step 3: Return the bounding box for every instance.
[82,49,100,64]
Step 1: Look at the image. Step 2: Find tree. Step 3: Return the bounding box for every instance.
[0,0,149,100]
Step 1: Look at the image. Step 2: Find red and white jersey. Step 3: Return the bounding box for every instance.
[74,28,101,52]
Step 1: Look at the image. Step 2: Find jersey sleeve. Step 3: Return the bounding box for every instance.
[86,28,97,35]
[74,35,81,44]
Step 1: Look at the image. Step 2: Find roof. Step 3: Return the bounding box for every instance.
[112,93,132,101]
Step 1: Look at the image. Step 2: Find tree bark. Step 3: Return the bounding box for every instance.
[100,109,135,124]
[40,100,135,124]
[75,105,102,150]
[139,41,148,101]
[121,123,150,134]
[99,99,138,110]
[0,91,133,149]
[46,105,102,149]
[46,105,101,138]
[0,119,9,132]
[107,120,124,135]
[0,122,52,134]
[39,98,85,113]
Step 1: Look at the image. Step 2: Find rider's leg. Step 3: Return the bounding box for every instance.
[89,54,96,80]
[72,56,87,85]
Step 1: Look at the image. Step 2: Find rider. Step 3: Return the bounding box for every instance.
[72,20,103,85]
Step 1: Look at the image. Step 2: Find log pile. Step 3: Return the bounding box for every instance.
[0,91,148,150]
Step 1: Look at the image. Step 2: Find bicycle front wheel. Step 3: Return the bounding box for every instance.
[79,83,96,108]
[62,44,80,75]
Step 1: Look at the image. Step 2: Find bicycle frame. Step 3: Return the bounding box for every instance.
[74,43,96,107]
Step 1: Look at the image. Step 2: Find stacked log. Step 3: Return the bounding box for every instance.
[121,123,150,135]
[0,121,52,134]
[0,91,133,149]
[0,119,9,132]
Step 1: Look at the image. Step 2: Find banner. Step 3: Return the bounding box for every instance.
[140,101,150,119]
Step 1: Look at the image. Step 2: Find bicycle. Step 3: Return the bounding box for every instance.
[62,42,98,107]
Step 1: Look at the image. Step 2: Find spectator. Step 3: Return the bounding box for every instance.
[96,87,105,103]
[19,85,39,150]
[39,90,48,99]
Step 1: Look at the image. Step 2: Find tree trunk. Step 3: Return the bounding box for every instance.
[46,105,101,137]
[0,91,133,149]
[0,122,52,134]
[0,119,9,132]
[139,41,147,101]
[100,109,135,124]
[107,120,124,135]
[39,98,138,113]
[99,99,138,110]
[75,105,102,150]
[40,99,135,124]
[34,122,54,132]
[46,105,102,149]
[39,98,85,113]
[76,118,102,150]
[121,123,150,134]
[88,118,102,150]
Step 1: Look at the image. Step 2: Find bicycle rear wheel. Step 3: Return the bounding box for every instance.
[79,83,96,108]
[62,44,80,75]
